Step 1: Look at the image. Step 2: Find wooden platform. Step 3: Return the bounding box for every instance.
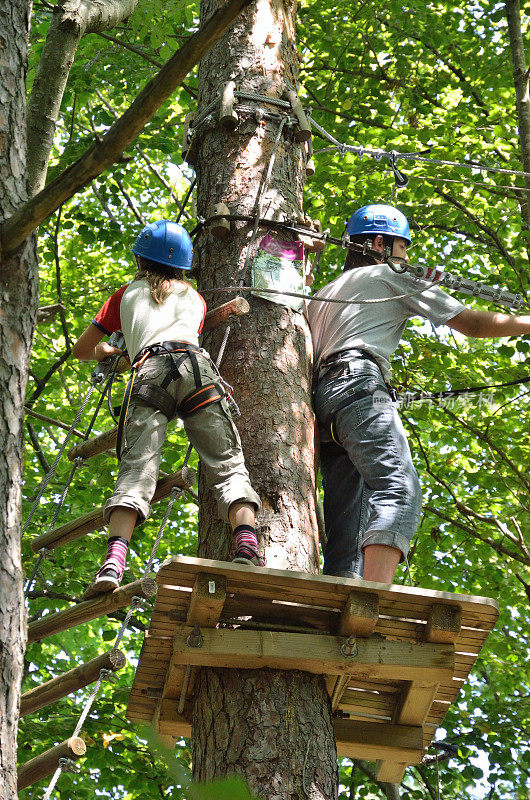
[127,556,498,781]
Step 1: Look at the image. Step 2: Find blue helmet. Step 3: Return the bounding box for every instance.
[131,220,193,270]
[346,204,411,246]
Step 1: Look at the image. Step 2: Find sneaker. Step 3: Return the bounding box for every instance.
[232,550,266,567]
[82,561,123,600]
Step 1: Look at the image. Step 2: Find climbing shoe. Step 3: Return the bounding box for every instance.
[82,561,123,600]
[232,550,266,567]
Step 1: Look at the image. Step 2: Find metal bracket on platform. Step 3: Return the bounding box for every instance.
[186,623,204,648]
[340,635,358,659]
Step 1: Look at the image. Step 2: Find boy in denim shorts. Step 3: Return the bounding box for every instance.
[73,220,262,598]
[308,203,530,584]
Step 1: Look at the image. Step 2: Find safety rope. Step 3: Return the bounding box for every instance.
[200,281,480,306]
[308,114,530,182]
[23,374,108,536]
[196,208,529,311]
[41,484,185,800]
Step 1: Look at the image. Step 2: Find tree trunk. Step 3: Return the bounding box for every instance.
[505,0,530,234]
[0,1,39,797]
[192,1,338,797]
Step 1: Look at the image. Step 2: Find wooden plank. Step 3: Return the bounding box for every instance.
[333,719,423,763]
[376,606,460,781]
[157,698,192,737]
[338,591,379,638]
[30,469,196,552]
[157,557,500,620]
[161,573,227,712]
[167,627,454,681]
[27,576,157,642]
[375,762,408,783]
[21,649,126,716]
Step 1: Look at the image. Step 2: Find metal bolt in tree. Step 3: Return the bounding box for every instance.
[192,0,338,796]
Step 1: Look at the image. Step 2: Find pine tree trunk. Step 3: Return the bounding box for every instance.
[192,1,338,797]
[0,1,39,797]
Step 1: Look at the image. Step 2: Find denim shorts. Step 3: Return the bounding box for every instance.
[313,359,422,577]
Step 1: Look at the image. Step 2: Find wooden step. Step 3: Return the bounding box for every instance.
[28,576,157,643]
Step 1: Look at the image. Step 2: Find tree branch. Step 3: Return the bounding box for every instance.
[3,0,254,253]
[26,0,140,195]
[96,30,198,99]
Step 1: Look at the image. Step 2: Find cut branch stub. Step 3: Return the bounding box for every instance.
[219,81,239,130]
[17,737,86,790]
[305,137,315,177]
[285,89,312,142]
[20,649,126,717]
[210,202,231,240]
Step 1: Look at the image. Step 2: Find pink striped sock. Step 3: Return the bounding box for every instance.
[234,526,259,558]
[99,536,129,578]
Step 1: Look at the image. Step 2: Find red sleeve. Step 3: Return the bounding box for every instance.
[197,292,207,334]
[92,285,127,335]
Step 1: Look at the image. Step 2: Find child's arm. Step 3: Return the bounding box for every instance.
[72,323,123,362]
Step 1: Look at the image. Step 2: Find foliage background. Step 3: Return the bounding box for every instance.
[21,0,529,797]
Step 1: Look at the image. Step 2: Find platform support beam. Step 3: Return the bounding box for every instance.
[166,626,454,682]
[155,573,228,727]
[375,604,462,783]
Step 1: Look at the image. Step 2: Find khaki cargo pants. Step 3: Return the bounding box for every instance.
[104,353,260,525]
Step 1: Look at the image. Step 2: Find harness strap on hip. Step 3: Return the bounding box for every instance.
[130,382,177,419]
[177,383,223,418]
[116,342,224,459]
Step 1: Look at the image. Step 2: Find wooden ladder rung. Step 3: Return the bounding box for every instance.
[21,649,126,717]
[17,737,86,790]
[27,576,157,643]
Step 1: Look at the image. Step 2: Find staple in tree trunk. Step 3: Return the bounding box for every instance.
[0,3,40,797]
[191,1,338,797]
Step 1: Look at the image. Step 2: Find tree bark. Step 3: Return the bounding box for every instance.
[505,0,530,234]
[26,0,139,195]
[192,1,338,797]
[0,1,39,797]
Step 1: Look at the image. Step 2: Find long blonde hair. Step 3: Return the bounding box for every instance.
[134,259,185,305]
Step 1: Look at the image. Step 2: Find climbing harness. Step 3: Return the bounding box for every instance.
[115,341,224,460]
